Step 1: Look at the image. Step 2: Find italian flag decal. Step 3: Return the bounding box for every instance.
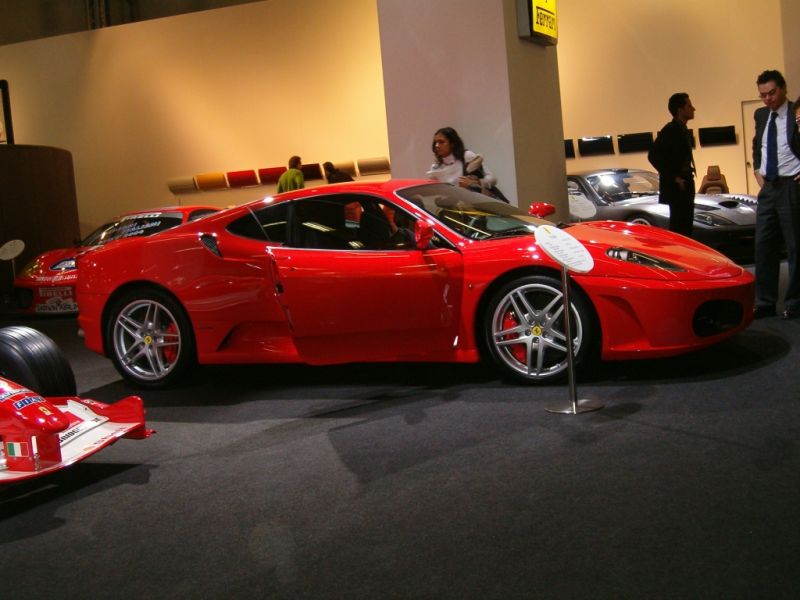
[6,441,29,457]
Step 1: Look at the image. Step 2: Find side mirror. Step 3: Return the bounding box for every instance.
[528,202,556,218]
[415,219,434,250]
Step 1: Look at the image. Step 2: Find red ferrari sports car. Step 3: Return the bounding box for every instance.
[0,326,150,483]
[12,205,220,315]
[76,180,754,387]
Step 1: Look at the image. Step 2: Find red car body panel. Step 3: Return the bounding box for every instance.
[76,180,754,373]
[13,205,220,315]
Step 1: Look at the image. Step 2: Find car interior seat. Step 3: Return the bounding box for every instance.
[295,200,351,249]
[698,165,729,194]
[358,202,393,249]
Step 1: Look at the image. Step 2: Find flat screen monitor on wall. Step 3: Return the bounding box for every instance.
[617,132,654,154]
[577,136,614,156]
[698,125,737,146]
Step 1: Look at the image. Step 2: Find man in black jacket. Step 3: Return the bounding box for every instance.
[751,70,800,319]
[323,162,354,183]
[648,92,696,237]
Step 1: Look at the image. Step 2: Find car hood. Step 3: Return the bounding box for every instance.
[16,247,80,283]
[567,221,746,279]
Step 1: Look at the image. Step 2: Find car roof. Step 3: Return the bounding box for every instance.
[235,179,442,210]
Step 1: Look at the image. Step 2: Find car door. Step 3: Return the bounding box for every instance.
[269,193,464,364]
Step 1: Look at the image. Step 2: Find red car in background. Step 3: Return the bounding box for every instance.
[76,180,754,388]
[12,205,220,315]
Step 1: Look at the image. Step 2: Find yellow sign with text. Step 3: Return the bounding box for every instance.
[531,0,558,43]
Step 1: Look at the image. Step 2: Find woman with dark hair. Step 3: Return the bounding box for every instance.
[427,127,499,195]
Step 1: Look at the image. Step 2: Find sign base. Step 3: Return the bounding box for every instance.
[545,398,605,414]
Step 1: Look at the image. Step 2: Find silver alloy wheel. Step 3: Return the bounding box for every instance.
[112,298,182,382]
[630,216,653,226]
[489,282,583,380]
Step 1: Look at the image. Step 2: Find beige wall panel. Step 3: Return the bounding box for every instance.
[557,0,786,194]
[0,0,388,235]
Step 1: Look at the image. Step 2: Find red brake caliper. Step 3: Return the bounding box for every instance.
[162,322,178,364]
[502,311,527,363]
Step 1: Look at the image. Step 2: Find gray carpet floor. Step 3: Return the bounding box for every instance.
[1,267,799,599]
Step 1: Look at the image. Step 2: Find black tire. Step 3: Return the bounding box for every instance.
[628,214,655,226]
[0,326,77,396]
[105,288,195,388]
[482,275,596,384]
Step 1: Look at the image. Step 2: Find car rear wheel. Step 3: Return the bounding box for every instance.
[629,214,654,226]
[0,326,77,396]
[483,275,595,383]
[106,288,194,388]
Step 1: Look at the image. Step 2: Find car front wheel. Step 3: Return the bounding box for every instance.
[483,275,595,383]
[106,289,194,388]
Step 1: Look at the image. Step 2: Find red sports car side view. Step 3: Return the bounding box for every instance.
[12,205,220,315]
[76,180,754,388]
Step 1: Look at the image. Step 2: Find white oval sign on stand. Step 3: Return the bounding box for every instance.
[534,225,593,273]
[0,239,25,261]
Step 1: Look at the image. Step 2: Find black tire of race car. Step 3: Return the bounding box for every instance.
[0,326,77,396]
[105,287,196,389]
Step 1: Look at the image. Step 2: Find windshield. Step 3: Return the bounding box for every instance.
[81,212,185,247]
[396,183,548,240]
[585,170,659,202]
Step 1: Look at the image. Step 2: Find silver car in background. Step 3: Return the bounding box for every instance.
[567,168,756,261]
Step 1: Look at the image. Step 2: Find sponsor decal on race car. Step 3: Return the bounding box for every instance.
[120,212,163,220]
[12,396,45,410]
[39,286,74,298]
[57,400,109,446]
[35,297,78,313]
[0,389,30,403]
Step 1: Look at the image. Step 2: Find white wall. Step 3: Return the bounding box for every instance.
[377,0,516,198]
[557,0,787,195]
[0,0,388,235]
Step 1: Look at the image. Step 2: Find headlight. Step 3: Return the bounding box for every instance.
[50,258,76,271]
[19,259,42,278]
[606,247,685,271]
[694,212,735,227]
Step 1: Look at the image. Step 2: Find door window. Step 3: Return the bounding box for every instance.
[291,195,417,250]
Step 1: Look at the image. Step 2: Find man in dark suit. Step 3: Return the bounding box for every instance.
[752,70,800,319]
[648,92,696,237]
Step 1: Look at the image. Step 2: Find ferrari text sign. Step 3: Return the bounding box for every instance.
[517,0,558,46]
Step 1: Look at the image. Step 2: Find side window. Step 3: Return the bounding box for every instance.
[291,195,418,250]
[567,180,591,203]
[187,208,219,222]
[227,202,289,242]
[292,198,356,249]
